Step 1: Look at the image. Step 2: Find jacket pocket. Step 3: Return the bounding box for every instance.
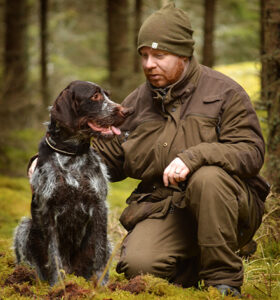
[119,194,172,231]
[182,114,219,145]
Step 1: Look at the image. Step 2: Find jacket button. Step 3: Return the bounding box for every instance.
[163,142,168,147]
[171,107,176,112]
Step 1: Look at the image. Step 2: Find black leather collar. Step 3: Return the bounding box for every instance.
[45,133,90,156]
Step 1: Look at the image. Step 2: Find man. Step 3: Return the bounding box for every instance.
[92,3,269,297]
[28,2,269,297]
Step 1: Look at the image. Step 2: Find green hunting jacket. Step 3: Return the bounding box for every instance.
[92,56,269,211]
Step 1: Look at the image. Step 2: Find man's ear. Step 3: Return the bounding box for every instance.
[51,89,77,130]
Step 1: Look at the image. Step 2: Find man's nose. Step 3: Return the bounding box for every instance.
[144,56,156,69]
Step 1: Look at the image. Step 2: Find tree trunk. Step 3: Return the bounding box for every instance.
[134,0,142,73]
[261,0,280,192]
[40,0,49,109]
[202,0,216,67]
[106,0,129,103]
[3,0,29,122]
[0,0,31,176]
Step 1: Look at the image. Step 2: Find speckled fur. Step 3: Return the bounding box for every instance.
[14,145,111,286]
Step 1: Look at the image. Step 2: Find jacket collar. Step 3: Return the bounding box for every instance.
[149,56,201,106]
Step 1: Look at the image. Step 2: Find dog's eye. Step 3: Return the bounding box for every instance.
[91,93,103,101]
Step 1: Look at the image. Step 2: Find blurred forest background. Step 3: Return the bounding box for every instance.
[0,0,279,190]
[0,1,280,299]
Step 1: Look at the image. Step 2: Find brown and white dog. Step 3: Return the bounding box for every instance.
[14,80,131,285]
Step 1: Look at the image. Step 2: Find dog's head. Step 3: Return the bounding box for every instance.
[51,80,132,138]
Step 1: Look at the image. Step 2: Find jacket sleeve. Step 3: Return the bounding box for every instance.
[92,134,127,182]
[177,90,265,178]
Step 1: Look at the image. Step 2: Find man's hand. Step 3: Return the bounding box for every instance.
[28,158,38,179]
[163,157,190,187]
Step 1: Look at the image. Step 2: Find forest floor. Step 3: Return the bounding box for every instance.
[0,176,279,300]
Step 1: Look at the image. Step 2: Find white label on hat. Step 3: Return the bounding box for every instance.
[152,42,158,49]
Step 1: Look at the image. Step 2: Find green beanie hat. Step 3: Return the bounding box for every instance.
[137,2,194,57]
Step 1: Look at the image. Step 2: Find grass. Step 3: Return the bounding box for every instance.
[0,175,279,299]
[0,61,279,299]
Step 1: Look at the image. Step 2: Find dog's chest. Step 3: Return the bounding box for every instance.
[31,150,109,202]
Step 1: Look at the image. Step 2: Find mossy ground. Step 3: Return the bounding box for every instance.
[0,175,279,299]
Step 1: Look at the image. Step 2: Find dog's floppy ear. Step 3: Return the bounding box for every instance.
[51,89,77,130]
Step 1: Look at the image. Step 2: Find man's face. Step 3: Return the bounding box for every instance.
[140,46,187,88]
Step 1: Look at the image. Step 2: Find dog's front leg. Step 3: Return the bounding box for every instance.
[48,231,64,286]
[79,214,111,284]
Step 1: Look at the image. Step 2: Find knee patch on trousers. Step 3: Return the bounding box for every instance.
[117,250,177,280]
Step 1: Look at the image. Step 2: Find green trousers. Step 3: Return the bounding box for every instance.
[116,166,264,288]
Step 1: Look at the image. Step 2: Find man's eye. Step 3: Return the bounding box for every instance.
[155,54,164,58]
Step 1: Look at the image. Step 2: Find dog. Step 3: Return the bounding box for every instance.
[13,80,131,285]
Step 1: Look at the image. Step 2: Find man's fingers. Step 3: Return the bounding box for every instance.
[28,158,38,179]
[174,168,182,175]
[163,158,190,186]
[177,169,189,181]
[163,166,183,186]
[163,165,171,186]
[168,173,178,186]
